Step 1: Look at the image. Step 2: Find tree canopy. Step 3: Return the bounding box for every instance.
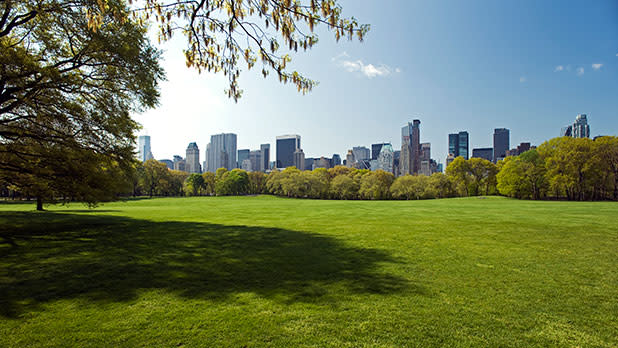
[120,0,370,100]
[0,0,164,209]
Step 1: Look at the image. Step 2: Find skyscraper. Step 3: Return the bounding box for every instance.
[493,128,510,163]
[377,143,394,173]
[260,144,270,172]
[249,150,262,172]
[294,149,305,170]
[206,133,237,171]
[371,143,389,161]
[448,131,468,159]
[572,114,590,138]
[237,149,250,168]
[185,142,201,173]
[352,146,371,162]
[276,134,300,168]
[401,120,421,175]
[332,154,342,166]
[472,148,493,162]
[173,155,185,171]
[137,135,153,162]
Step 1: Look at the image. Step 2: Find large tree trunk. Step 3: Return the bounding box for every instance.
[36,197,43,211]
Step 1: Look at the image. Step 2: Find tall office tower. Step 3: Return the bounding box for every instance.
[332,154,342,166]
[173,155,186,171]
[458,131,469,159]
[448,131,469,159]
[446,153,455,167]
[377,143,394,173]
[401,120,421,175]
[316,156,331,169]
[345,150,355,167]
[472,148,493,162]
[371,143,389,161]
[293,149,305,170]
[572,114,590,138]
[260,144,270,172]
[419,143,431,176]
[205,143,212,172]
[448,133,459,157]
[237,149,250,168]
[352,146,371,162]
[240,159,252,171]
[393,150,401,177]
[206,133,237,171]
[276,134,301,168]
[137,135,153,162]
[159,159,173,170]
[185,142,201,173]
[560,125,573,137]
[249,150,262,172]
[493,128,510,163]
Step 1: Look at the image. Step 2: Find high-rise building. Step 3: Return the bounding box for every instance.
[560,125,573,137]
[419,142,432,176]
[237,149,250,168]
[249,150,262,172]
[401,120,421,175]
[260,144,270,172]
[332,154,342,166]
[345,150,355,167]
[293,149,305,170]
[206,133,237,172]
[185,142,201,173]
[448,131,468,159]
[377,143,394,173]
[137,135,153,162]
[240,159,252,171]
[446,153,455,167]
[493,128,510,163]
[458,131,469,160]
[572,114,590,138]
[472,148,493,162]
[276,135,301,168]
[393,150,401,177]
[352,146,371,162]
[159,159,173,170]
[316,156,331,169]
[173,155,186,171]
[371,143,389,161]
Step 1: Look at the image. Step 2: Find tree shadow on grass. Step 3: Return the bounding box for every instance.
[0,212,417,318]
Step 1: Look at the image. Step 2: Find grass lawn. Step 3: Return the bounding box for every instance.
[0,196,617,347]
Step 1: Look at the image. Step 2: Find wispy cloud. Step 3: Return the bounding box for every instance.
[576,67,585,76]
[519,76,526,83]
[332,52,400,78]
[591,63,603,70]
[554,65,564,72]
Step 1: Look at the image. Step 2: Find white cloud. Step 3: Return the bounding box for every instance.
[554,65,564,72]
[591,63,603,70]
[576,67,584,76]
[333,53,400,78]
[519,76,526,83]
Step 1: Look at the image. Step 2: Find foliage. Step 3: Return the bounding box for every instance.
[0,0,164,209]
[248,171,268,194]
[358,170,394,200]
[185,173,205,196]
[390,175,430,200]
[329,174,358,199]
[497,150,547,199]
[112,0,370,101]
[215,168,249,196]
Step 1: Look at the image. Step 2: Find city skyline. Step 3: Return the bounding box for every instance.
[140,113,601,172]
[131,0,617,165]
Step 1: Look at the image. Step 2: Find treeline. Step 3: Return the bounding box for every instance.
[3,136,615,204]
[165,136,617,201]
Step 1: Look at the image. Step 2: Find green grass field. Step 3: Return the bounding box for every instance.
[1,196,617,347]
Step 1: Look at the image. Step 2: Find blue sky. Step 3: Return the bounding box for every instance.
[133,0,618,164]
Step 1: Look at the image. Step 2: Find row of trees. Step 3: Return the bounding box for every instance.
[173,136,618,201]
[4,137,616,205]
